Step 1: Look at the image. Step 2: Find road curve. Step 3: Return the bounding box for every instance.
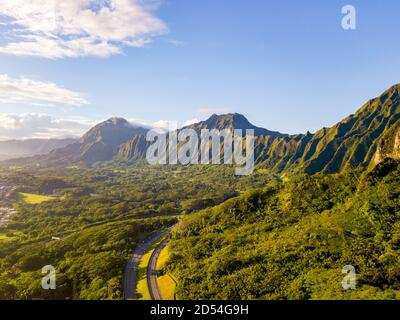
[147,238,169,300]
[123,229,171,300]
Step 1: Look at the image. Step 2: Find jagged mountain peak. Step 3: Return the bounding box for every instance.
[204,113,253,128]
[80,117,147,145]
[104,117,131,127]
[356,83,400,116]
[185,113,286,137]
[385,83,400,93]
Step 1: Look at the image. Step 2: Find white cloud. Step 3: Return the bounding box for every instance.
[0,113,95,140]
[128,118,178,130]
[181,118,199,127]
[0,113,200,140]
[179,108,231,127]
[0,0,167,59]
[0,74,88,106]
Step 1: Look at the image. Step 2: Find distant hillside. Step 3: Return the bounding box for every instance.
[0,138,76,160]
[36,117,149,166]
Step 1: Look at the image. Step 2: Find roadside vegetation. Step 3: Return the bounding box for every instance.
[0,218,175,299]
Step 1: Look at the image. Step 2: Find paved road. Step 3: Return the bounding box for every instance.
[147,238,169,300]
[123,229,171,300]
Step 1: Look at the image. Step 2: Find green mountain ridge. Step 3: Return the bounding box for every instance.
[254,84,400,174]
[5,84,400,175]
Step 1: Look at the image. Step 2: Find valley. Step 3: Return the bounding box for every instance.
[0,207,16,228]
[0,163,271,299]
[0,182,17,229]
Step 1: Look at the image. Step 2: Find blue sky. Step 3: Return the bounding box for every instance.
[0,0,399,139]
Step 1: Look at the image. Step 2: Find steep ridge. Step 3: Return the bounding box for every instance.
[373,118,400,165]
[255,84,400,174]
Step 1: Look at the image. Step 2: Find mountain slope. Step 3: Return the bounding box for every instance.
[255,84,400,174]
[39,117,149,165]
[167,158,400,299]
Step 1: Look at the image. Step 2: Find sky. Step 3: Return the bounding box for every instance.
[0,0,399,140]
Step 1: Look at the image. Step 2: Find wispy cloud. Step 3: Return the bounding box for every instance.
[0,0,167,59]
[0,113,200,140]
[181,118,199,127]
[164,38,185,47]
[179,108,232,127]
[128,118,178,130]
[0,74,88,106]
[0,113,95,140]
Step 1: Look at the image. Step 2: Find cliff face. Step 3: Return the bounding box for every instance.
[374,119,400,165]
[255,84,400,174]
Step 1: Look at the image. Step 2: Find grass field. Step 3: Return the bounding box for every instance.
[0,233,14,241]
[0,230,24,242]
[156,244,176,300]
[136,238,165,300]
[157,274,176,300]
[19,193,55,204]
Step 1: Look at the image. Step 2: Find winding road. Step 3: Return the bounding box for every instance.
[123,229,171,300]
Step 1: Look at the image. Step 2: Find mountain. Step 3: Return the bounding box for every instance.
[122,84,400,174]
[183,113,286,137]
[115,113,287,162]
[254,84,400,174]
[0,138,77,160]
[31,113,285,166]
[39,117,149,165]
[7,84,400,173]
